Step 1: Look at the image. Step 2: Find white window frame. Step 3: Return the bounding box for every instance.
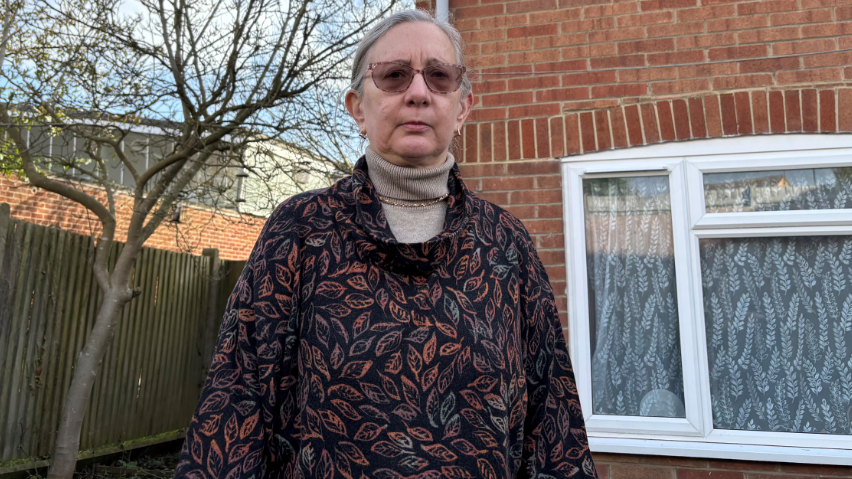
[560,134,852,466]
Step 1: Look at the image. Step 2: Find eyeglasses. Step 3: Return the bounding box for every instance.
[367,61,467,94]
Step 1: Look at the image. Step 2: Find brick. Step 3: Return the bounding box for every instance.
[679,63,740,81]
[746,475,815,479]
[507,49,561,65]
[840,6,852,20]
[641,0,696,10]
[534,60,588,73]
[534,33,588,48]
[708,45,768,61]
[524,218,564,234]
[492,121,507,161]
[619,66,678,82]
[771,9,833,26]
[652,78,711,95]
[623,104,644,146]
[738,26,800,44]
[507,120,521,160]
[468,108,508,122]
[589,27,645,44]
[647,50,705,65]
[510,189,562,204]
[708,16,768,32]
[779,462,852,476]
[478,191,509,204]
[457,162,507,178]
[752,91,769,134]
[535,117,550,158]
[803,0,852,7]
[584,2,639,17]
[735,91,753,135]
[712,74,774,90]
[804,51,852,69]
[688,97,707,138]
[840,89,852,131]
[479,14,529,29]
[618,38,674,54]
[507,24,558,38]
[671,99,689,140]
[647,21,704,38]
[777,67,842,84]
[802,89,818,132]
[507,160,560,175]
[508,77,559,92]
[468,54,506,69]
[704,94,723,137]
[677,32,736,49]
[590,110,614,149]
[641,103,661,143]
[537,203,563,218]
[785,90,802,131]
[481,176,534,191]
[677,4,735,21]
[549,117,565,158]
[536,233,565,249]
[592,84,648,98]
[564,113,581,155]
[453,4,505,19]
[479,123,492,162]
[803,20,852,37]
[561,17,615,33]
[509,104,563,117]
[503,205,536,219]
[773,38,838,55]
[461,29,506,43]
[481,91,533,107]
[675,471,742,479]
[529,7,582,24]
[609,465,675,479]
[820,90,837,132]
[769,90,786,132]
[506,0,557,14]
[611,107,628,148]
[739,56,799,73]
[580,112,596,152]
[562,71,618,85]
[720,93,738,135]
[536,87,590,102]
[657,101,676,141]
[590,55,645,69]
[521,119,536,159]
[617,11,674,27]
[589,43,618,56]
[738,0,798,15]
[480,38,531,54]
[464,123,478,162]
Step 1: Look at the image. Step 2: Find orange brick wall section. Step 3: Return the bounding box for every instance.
[0,174,265,261]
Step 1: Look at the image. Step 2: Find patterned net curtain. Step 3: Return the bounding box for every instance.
[701,167,852,435]
[583,176,685,418]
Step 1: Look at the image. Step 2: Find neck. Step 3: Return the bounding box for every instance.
[365,146,454,201]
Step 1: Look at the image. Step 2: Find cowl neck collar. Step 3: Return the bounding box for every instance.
[331,155,475,277]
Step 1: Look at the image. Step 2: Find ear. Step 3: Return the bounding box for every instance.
[455,91,474,132]
[345,89,366,134]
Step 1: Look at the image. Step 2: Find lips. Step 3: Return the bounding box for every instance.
[401,121,430,131]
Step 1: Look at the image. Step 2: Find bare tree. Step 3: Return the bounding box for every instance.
[0,0,399,477]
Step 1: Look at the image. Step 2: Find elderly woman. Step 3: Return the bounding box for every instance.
[176,10,596,479]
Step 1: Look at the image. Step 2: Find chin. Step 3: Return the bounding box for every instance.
[392,139,444,161]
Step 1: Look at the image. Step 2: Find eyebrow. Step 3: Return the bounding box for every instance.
[387,57,449,66]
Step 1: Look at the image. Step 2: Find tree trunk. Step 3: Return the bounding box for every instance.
[47,285,131,479]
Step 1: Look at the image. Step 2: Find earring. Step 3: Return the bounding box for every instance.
[359,131,367,139]
[456,126,462,137]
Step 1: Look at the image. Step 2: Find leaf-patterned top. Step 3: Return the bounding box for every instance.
[175,157,598,479]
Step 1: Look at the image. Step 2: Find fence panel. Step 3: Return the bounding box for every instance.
[0,205,224,469]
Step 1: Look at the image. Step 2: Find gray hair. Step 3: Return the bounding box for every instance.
[349,10,472,98]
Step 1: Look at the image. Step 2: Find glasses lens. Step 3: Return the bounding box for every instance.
[372,63,413,92]
[424,64,463,93]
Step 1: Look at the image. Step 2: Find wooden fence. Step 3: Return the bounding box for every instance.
[0,204,242,473]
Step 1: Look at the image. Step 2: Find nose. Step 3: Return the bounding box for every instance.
[404,71,430,104]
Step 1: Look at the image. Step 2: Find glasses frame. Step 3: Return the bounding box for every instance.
[366,61,467,94]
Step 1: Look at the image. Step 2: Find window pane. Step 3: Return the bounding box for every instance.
[584,176,685,418]
[704,167,852,213]
[701,236,852,435]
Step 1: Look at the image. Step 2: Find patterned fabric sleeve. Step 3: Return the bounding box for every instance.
[518,235,598,479]
[175,203,301,479]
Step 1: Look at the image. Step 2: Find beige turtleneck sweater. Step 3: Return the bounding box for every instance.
[365,146,454,244]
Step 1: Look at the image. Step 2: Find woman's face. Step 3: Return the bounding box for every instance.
[346,22,473,169]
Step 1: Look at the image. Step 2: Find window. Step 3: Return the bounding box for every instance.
[561,135,852,465]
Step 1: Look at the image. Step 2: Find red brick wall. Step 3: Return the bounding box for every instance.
[413,0,852,474]
[0,174,264,261]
